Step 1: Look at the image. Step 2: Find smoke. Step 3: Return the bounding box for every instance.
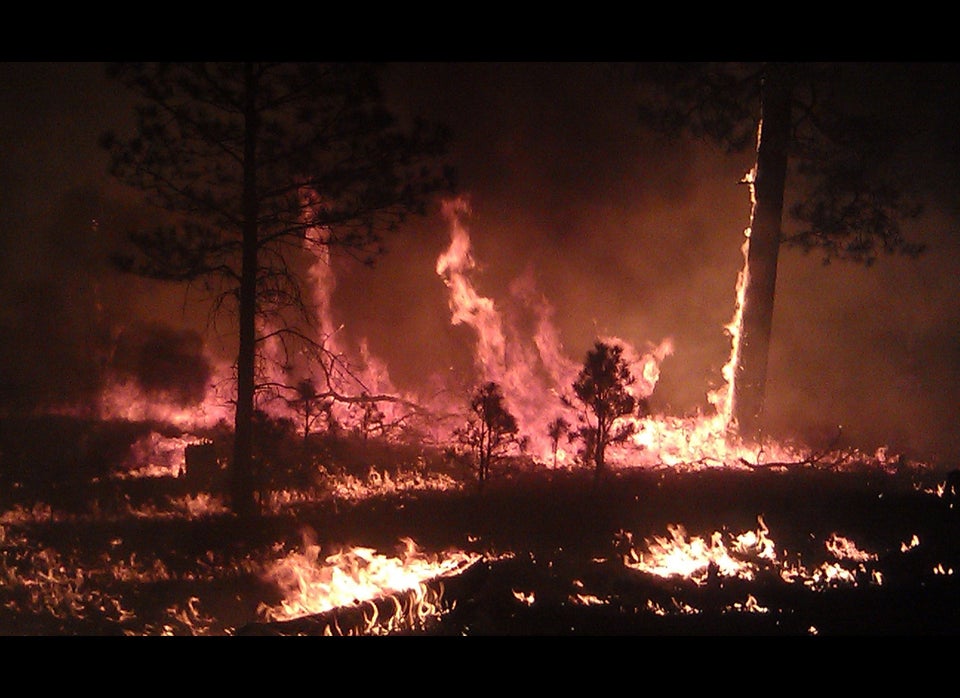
[764,209,960,461]
[0,180,219,415]
[109,322,212,407]
[0,184,118,412]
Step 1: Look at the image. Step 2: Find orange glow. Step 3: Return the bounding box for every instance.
[73,180,901,480]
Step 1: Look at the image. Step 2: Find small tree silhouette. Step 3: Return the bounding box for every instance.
[547,416,570,469]
[287,378,324,444]
[357,392,385,442]
[456,381,519,490]
[571,341,638,479]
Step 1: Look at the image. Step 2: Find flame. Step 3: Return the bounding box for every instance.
[622,517,883,592]
[646,598,700,616]
[115,431,211,480]
[571,593,608,606]
[431,196,815,471]
[93,375,233,430]
[74,170,840,478]
[624,517,775,585]
[436,197,678,463]
[709,162,757,427]
[825,533,877,563]
[436,198,566,459]
[901,534,920,552]
[259,535,479,631]
[512,589,536,606]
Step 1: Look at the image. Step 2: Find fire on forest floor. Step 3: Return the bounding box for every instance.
[1,459,959,636]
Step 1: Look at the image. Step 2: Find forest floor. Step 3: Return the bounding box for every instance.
[2,454,959,637]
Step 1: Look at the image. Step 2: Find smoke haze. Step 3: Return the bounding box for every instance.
[2,62,959,464]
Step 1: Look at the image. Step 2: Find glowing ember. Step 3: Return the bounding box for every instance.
[901,534,920,552]
[825,533,876,563]
[512,589,535,606]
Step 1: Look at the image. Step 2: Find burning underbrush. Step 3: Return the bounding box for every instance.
[1,413,959,636]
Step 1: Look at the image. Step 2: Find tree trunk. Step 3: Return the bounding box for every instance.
[732,64,793,441]
[594,413,607,479]
[232,63,260,518]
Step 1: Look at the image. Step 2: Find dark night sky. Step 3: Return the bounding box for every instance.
[2,61,960,464]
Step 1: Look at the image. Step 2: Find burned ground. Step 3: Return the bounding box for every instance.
[1,417,959,636]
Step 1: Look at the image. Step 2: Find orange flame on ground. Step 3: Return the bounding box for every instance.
[621,517,892,593]
[622,517,776,585]
[259,535,479,629]
[825,533,877,563]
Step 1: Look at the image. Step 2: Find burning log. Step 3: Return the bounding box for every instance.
[238,557,487,636]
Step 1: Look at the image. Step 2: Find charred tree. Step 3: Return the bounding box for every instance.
[633,62,926,440]
[102,63,453,516]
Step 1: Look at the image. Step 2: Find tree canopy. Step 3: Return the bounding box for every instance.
[635,62,926,265]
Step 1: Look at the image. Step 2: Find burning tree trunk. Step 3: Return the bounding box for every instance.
[633,62,927,441]
[731,66,793,441]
